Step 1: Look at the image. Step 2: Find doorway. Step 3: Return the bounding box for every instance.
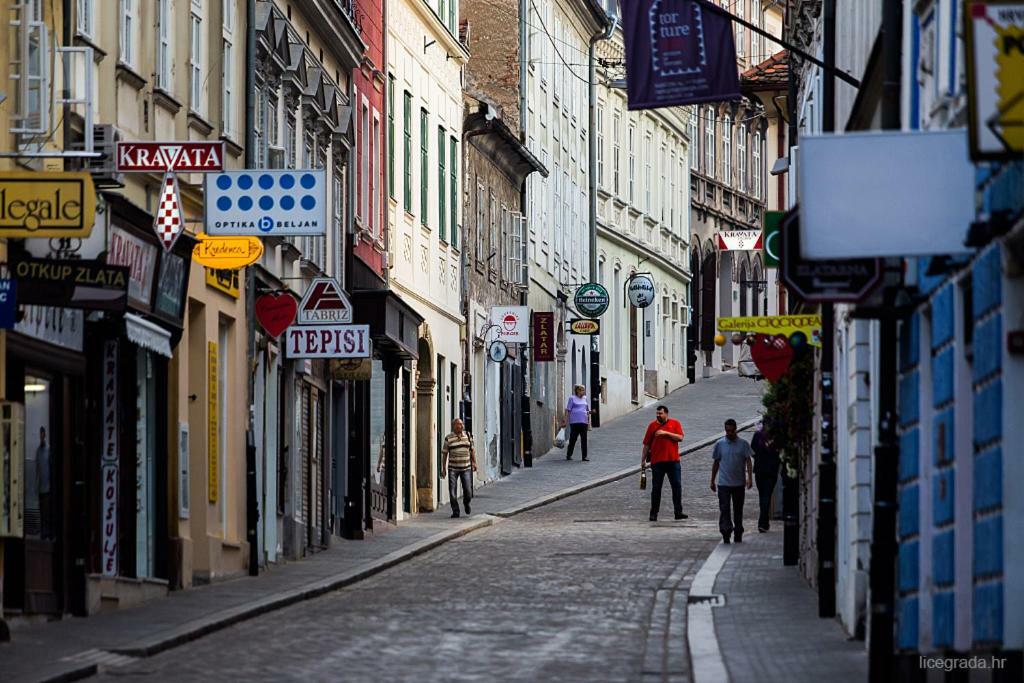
[629,304,639,403]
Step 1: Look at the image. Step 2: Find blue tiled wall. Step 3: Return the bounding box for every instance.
[933,529,955,586]
[973,582,1003,643]
[931,408,955,466]
[932,470,955,526]
[972,314,1002,383]
[899,373,920,427]
[900,312,921,371]
[972,247,1002,316]
[933,592,955,648]
[899,429,920,483]
[973,447,1002,513]
[931,284,954,349]
[931,348,954,407]
[973,379,1003,448]
[974,514,1004,578]
[900,485,920,538]
[899,540,921,593]
[899,596,921,650]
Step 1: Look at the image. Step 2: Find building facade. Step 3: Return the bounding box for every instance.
[593,29,692,421]
[386,0,467,514]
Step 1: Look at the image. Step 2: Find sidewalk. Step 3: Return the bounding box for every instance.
[0,372,763,682]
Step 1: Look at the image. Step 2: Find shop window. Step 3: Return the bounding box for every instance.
[23,375,51,540]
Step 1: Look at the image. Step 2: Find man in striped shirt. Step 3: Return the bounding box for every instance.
[441,418,477,518]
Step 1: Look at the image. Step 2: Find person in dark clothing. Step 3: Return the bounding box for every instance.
[751,422,781,532]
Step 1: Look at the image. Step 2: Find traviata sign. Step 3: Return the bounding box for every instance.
[0,171,96,238]
[116,141,226,172]
[284,324,371,359]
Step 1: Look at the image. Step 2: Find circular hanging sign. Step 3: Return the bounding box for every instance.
[569,319,600,335]
[574,282,610,318]
[626,274,656,308]
[488,340,508,363]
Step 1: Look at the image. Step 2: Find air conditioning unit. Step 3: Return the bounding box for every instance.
[267,145,286,169]
[87,124,125,189]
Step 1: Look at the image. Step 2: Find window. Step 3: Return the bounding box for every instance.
[221,41,233,136]
[420,108,429,225]
[388,74,395,198]
[736,0,745,57]
[156,0,171,89]
[438,126,447,241]
[371,114,380,234]
[285,112,296,169]
[612,111,621,195]
[440,0,446,27]
[501,205,509,280]
[360,100,369,222]
[120,0,134,66]
[628,124,636,203]
[450,137,458,248]
[738,126,747,193]
[644,133,652,213]
[660,143,667,223]
[448,0,455,32]
[722,115,732,183]
[596,104,605,188]
[752,0,762,59]
[489,192,497,272]
[190,12,203,113]
[77,0,93,37]
[223,0,233,31]
[403,91,412,213]
[669,150,676,228]
[255,83,266,166]
[705,108,715,177]
[475,182,485,264]
[753,132,762,199]
[10,0,48,134]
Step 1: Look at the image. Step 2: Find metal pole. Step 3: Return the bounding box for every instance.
[782,0,799,568]
[868,0,902,678]
[244,0,260,577]
[816,0,837,619]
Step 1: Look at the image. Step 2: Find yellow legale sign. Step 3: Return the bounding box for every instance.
[717,315,823,346]
[0,171,97,237]
[192,233,264,269]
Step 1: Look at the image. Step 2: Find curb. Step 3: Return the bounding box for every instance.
[493,418,759,518]
[38,417,759,681]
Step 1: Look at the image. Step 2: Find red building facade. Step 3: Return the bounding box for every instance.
[353,0,386,275]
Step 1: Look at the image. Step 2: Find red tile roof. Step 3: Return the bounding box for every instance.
[741,50,789,90]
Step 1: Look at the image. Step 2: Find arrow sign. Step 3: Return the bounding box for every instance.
[781,206,882,303]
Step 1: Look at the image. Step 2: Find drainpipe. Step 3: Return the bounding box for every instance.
[587,9,616,428]
[244,0,259,577]
[518,0,532,465]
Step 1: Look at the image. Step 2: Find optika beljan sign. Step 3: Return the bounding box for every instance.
[0,171,96,238]
[116,142,225,172]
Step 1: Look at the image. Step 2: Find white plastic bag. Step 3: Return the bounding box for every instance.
[554,427,567,449]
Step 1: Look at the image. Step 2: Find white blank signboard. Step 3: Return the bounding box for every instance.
[799,129,974,258]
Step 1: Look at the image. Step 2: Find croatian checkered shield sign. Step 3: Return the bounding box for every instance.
[153,173,184,251]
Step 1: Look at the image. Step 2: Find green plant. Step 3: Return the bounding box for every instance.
[761,348,815,475]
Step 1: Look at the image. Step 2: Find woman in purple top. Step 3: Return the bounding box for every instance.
[564,384,592,461]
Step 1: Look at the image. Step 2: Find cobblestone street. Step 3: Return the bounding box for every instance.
[90,410,866,683]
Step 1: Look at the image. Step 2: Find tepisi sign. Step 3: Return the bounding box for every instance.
[627,274,656,308]
[192,234,264,270]
[116,141,225,172]
[490,306,529,344]
[11,257,129,311]
[966,1,1024,160]
[781,207,882,303]
[717,230,763,251]
[284,324,371,359]
[0,171,96,238]
[622,0,741,110]
[575,282,610,318]
[298,278,354,324]
[204,170,327,236]
[763,211,783,268]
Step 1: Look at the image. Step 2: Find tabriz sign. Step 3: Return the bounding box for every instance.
[115,141,226,172]
[0,171,96,238]
[298,278,353,324]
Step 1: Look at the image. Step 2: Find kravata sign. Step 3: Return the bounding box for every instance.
[622,0,741,110]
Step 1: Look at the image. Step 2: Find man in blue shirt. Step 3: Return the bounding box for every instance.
[710,419,753,543]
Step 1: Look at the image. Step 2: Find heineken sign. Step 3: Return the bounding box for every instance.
[574,282,610,318]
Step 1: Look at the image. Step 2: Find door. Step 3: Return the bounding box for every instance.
[629,305,639,403]
[401,368,411,514]
[253,353,265,562]
[687,250,700,383]
[499,363,513,475]
[263,353,279,562]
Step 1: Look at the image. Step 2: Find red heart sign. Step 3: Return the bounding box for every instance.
[749,334,794,382]
[255,293,297,339]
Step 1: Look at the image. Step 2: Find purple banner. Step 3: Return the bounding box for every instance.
[623,0,741,110]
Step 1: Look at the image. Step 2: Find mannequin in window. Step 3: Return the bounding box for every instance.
[37,426,51,539]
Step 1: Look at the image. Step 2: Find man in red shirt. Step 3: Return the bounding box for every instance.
[641,405,687,522]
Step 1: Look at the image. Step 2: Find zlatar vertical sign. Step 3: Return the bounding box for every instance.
[622,0,741,110]
[102,340,119,577]
[208,342,219,504]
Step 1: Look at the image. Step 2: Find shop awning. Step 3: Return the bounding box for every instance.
[125,313,173,359]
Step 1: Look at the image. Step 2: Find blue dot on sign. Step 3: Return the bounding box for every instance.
[280,175,295,190]
[216,196,232,211]
[216,175,232,190]
[239,196,253,211]
[301,196,316,210]
[300,173,316,189]
[238,174,253,190]
[281,196,295,210]
[259,196,274,211]
[259,174,274,190]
